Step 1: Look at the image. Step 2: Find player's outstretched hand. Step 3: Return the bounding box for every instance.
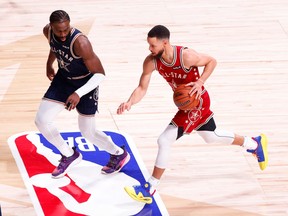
[117,102,131,114]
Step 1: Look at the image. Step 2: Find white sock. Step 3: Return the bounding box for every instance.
[114,146,124,155]
[148,176,160,194]
[242,136,258,150]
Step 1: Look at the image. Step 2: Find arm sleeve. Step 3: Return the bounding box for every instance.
[75,73,105,97]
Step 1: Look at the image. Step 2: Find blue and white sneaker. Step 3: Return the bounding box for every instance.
[124,182,155,204]
[247,134,268,170]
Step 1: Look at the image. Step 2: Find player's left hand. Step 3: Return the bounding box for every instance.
[65,92,80,111]
[117,101,132,114]
[185,80,203,99]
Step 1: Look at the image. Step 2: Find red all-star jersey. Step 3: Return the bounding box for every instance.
[154,45,213,133]
[154,46,201,91]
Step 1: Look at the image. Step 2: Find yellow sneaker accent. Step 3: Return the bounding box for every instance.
[259,134,268,170]
[124,186,153,204]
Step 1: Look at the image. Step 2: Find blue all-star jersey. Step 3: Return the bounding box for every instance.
[48,26,90,78]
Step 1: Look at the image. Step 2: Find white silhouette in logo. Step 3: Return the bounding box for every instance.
[27,133,144,216]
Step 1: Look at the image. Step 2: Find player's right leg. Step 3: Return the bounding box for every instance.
[196,118,268,170]
[35,99,82,178]
[124,124,179,204]
[78,115,130,174]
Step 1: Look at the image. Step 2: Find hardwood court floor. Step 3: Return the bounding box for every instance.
[1,0,288,215]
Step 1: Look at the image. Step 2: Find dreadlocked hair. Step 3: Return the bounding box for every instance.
[49,10,70,24]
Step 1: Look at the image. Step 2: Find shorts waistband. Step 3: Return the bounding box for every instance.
[67,73,91,80]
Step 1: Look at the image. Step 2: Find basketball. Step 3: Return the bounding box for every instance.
[173,84,200,110]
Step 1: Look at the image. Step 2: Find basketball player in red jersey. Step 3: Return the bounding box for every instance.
[117,25,268,204]
[35,10,130,178]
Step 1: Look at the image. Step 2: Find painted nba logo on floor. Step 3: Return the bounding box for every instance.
[8,131,168,216]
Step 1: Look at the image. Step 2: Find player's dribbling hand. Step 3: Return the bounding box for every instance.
[117,102,131,114]
[185,80,203,99]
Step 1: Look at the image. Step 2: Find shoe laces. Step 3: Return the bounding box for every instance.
[250,151,261,161]
[56,147,77,170]
[250,142,260,160]
[57,155,68,170]
[106,154,120,168]
[134,184,154,196]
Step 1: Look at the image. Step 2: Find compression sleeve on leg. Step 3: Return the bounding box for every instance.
[197,129,235,144]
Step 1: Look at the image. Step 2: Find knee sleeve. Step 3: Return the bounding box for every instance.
[155,124,178,169]
[197,129,235,144]
[35,100,63,141]
[34,100,73,156]
[35,100,64,126]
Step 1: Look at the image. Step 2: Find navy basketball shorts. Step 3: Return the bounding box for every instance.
[43,72,99,115]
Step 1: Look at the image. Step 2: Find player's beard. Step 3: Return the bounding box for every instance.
[54,33,71,43]
[154,49,164,59]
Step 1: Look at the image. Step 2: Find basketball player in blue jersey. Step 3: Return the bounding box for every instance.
[117,25,268,204]
[35,10,130,178]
